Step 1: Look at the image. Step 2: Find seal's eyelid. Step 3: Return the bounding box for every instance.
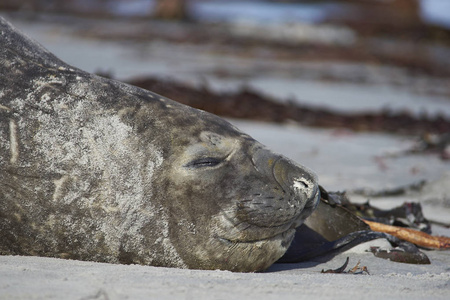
[184,157,223,169]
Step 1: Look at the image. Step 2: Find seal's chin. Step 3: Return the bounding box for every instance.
[211,227,297,272]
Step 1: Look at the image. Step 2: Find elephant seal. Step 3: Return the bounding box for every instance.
[0,17,320,272]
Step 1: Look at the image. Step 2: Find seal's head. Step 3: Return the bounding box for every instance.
[152,106,320,272]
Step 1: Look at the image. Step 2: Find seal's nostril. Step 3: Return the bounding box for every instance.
[293,178,311,193]
[294,178,309,189]
[298,180,308,188]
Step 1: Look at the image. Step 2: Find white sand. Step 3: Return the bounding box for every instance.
[1,13,449,300]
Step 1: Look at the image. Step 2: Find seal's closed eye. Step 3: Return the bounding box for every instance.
[184,157,223,169]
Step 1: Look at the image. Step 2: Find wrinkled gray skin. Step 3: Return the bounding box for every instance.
[0,17,320,272]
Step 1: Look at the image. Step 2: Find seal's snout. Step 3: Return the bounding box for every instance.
[273,155,320,226]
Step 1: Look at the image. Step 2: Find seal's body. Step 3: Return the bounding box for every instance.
[0,17,319,272]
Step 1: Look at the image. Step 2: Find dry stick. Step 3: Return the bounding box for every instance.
[363,220,450,249]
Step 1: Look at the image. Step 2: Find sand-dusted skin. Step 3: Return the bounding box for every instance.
[0,17,319,272]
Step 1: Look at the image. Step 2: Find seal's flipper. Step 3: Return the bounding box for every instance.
[303,197,370,241]
[279,197,431,264]
[279,228,382,263]
[279,227,430,264]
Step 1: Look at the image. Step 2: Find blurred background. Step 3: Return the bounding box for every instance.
[1,0,450,193]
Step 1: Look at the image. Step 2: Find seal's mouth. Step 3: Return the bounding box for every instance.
[218,227,296,246]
